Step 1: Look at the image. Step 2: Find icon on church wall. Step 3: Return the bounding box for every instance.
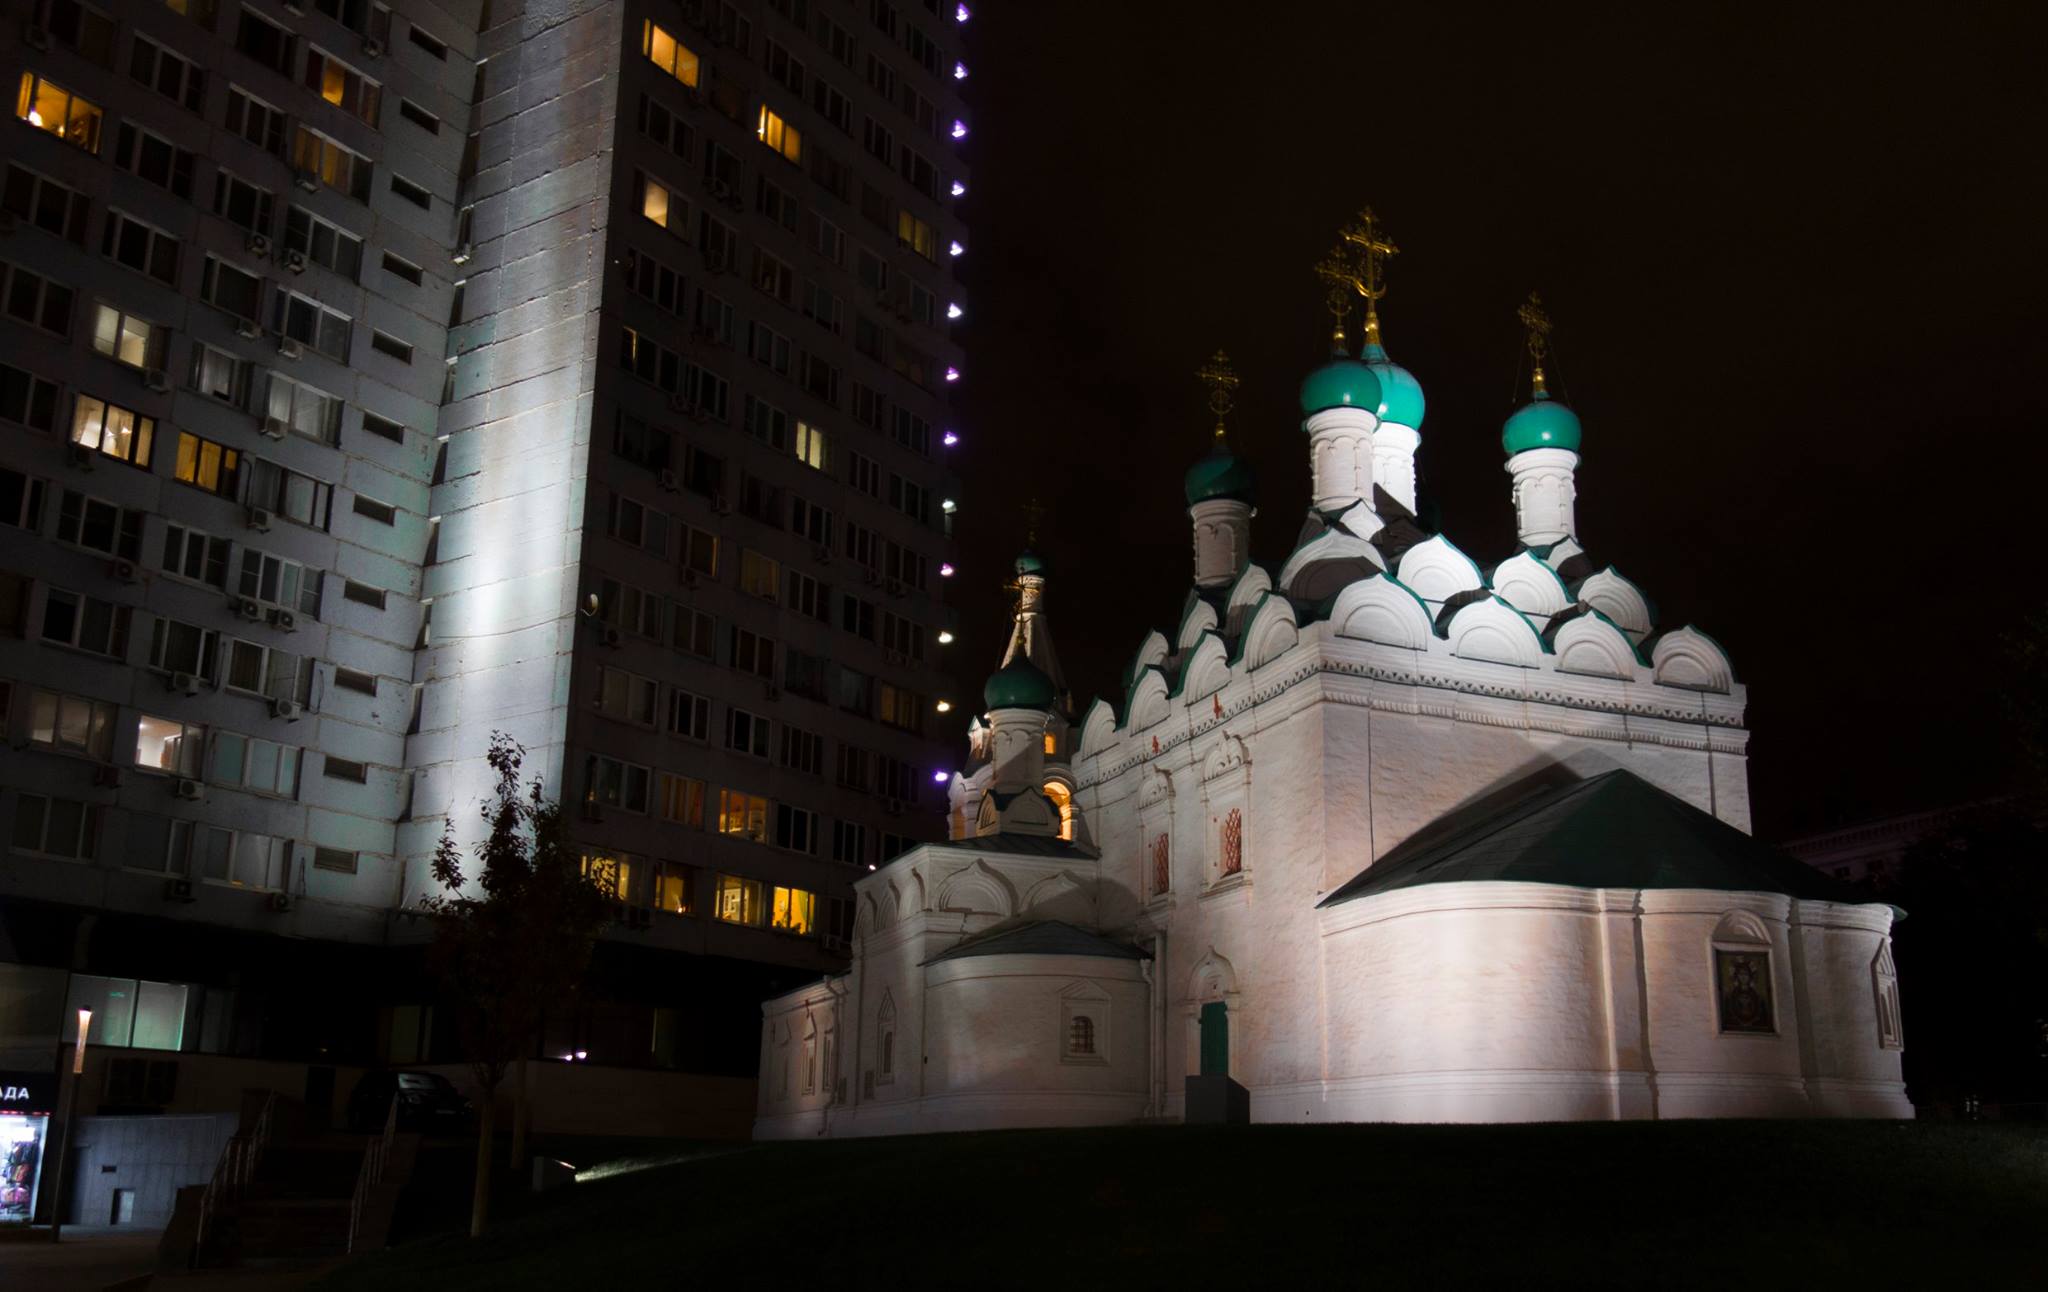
[1715,950,1774,1034]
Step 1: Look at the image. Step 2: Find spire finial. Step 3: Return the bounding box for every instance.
[1195,349,1241,444]
[1021,496,1044,546]
[1339,207,1399,349]
[1517,292,1553,399]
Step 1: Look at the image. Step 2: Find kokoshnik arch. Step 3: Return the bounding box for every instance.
[755,213,1911,1133]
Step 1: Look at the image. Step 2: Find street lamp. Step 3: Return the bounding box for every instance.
[48,1008,89,1241]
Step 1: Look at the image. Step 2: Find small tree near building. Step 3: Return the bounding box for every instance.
[423,733,613,1238]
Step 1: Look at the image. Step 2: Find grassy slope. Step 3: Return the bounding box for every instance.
[320,1122,2048,1290]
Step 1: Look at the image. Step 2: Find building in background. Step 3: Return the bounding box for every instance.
[0,0,969,1123]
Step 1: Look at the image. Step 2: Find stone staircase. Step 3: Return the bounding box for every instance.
[162,1092,420,1274]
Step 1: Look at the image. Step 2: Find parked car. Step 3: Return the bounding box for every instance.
[347,1071,473,1133]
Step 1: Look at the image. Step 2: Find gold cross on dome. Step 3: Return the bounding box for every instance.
[1517,292,1553,396]
[1021,496,1045,545]
[1312,249,1359,351]
[1195,350,1240,440]
[1340,208,1398,344]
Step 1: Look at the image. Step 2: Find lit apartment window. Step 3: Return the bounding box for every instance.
[304,48,380,124]
[657,773,704,827]
[739,550,780,600]
[91,304,165,371]
[653,862,692,915]
[793,421,827,470]
[641,21,700,87]
[771,884,816,932]
[291,127,371,201]
[71,396,155,468]
[757,106,801,163]
[713,873,764,924]
[897,210,936,261]
[15,72,102,152]
[134,714,204,776]
[639,171,686,231]
[580,853,634,904]
[29,690,115,760]
[717,790,768,843]
[173,432,241,498]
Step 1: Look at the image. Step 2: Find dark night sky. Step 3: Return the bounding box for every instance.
[948,3,2048,840]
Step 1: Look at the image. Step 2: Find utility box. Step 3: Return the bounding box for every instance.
[1184,1075,1250,1125]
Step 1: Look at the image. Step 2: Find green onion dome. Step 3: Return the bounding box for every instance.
[1013,549,1047,577]
[1501,390,1582,455]
[1183,439,1258,507]
[1361,342,1426,429]
[983,658,1056,711]
[1298,356,1384,419]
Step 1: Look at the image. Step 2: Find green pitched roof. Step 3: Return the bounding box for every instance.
[924,919,1150,965]
[1321,770,1857,907]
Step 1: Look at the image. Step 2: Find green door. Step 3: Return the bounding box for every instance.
[1199,1001,1229,1076]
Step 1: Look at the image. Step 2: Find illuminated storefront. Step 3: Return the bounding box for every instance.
[0,1072,55,1225]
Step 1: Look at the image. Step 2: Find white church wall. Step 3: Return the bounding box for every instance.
[1635,892,1811,1118]
[1788,904,1911,1116]
[1318,884,1618,1122]
[916,954,1149,1130]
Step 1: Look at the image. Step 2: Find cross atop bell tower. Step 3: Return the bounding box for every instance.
[1518,291,1553,398]
[1340,208,1399,348]
[1195,349,1241,444]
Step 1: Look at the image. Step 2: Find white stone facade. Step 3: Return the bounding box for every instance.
[756,326,1910,1138]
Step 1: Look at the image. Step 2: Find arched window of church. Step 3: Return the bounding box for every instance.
[1873,941,1904,1049]
[1043,731,1056,756]
[1043,781,1075,841]
[1068,1014,1096,1056]
[1151,833,1170,896]
[1219,807,1243,877]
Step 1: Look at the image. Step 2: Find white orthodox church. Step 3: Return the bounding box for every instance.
[754,247,1912,1136]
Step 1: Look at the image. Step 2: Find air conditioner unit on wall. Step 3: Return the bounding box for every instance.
[270,698,302,721]
[164,877,197,903]
[174,778,204,801]
[143,368,170,393]
[246,231,272,257]
[236,316,263,340]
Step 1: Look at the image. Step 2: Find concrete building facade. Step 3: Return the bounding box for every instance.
[0,0,969,1110]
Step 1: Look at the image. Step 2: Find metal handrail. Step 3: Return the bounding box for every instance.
[348,1095,400,1253]
[193,1089,278,1265]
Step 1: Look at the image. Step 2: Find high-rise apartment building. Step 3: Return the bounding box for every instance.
[0,0,967,1084]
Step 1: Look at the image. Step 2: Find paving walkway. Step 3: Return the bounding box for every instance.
[0,1226,159,1292]
[0,1227,336,1291]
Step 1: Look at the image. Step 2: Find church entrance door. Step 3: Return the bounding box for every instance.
[1198,1001,1229,1076]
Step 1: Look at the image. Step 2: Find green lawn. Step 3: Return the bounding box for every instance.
[319,1121,2048,1290]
